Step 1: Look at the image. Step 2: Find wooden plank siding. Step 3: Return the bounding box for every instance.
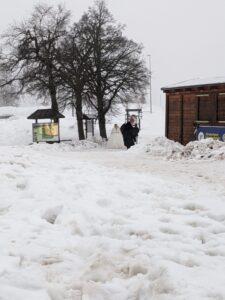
[165,94,169,138]
[167,95,182,143]
[218,94,225,121]
[197,95,212,122]
[183,94,196,145]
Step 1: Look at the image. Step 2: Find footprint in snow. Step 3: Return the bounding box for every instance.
[141,188,153,195]
[42,205,63,224]
[159,217,171,223]
[206,292,224,300]
[187,220,210,228]
[97,198,111,208]
[183,203,206,212]
[0,205,11,215]
[160,227,179,235]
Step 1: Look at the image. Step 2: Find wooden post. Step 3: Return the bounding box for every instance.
[165,94,169,138]
[180,94,184,144]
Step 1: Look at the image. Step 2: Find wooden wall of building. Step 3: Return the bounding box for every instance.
[183,94,196,145]
[167,95,182,142]
[218,94,225,121]
[165,88,225,145]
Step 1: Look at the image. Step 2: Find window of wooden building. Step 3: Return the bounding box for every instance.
[196,94,212,122]
[217,93,225,122]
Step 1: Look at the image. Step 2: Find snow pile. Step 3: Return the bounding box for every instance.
[72,139,102,150]
[33,142,73,151]
[145,137,184,158]
[132,137,225,160]
[29,140,101,153]
[181,139,225,160]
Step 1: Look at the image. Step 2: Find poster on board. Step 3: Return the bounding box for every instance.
[33,123,59,142]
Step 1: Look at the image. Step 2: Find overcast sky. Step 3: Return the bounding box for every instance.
[0,0,225,107]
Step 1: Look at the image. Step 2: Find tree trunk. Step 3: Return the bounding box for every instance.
[49,88,59,123]
[50,89,58,112]
[48,84,58,123]
[98,105,107,139]
[48,71,59,122]
[75,93,85,140]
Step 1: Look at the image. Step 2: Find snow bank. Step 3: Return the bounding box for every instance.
[1,142,225,300]
[28,140,101,153]
[72,139,103,150]
[1,105,225,300]
[131,137,225,160]
[181,139,225,160]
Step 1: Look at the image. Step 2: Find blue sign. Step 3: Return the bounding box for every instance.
[196,126,225,141]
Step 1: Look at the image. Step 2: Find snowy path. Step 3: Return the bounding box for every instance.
[1,145,225,300]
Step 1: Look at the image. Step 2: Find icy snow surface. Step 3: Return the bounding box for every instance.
[0,105,225,300]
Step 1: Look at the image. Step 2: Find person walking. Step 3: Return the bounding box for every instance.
[120,115,139,149]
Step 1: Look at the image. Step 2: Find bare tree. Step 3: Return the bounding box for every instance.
[0,65,19,106]
[0,4,70,112]
[81,1,148,139]
[56,18,94,140]
[0,1,147,140]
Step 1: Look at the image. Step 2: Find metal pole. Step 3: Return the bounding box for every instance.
[147,54,152,113]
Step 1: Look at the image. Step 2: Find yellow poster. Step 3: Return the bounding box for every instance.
[33,123,59,142]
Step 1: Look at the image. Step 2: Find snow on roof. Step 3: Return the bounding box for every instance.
[162,76,225,90]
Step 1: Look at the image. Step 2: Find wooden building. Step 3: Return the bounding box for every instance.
[161,77,225,144]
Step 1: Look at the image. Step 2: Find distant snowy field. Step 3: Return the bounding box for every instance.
[0,105,225,300]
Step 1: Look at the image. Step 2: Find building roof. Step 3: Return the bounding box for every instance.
[27,109,65,120]
[126,108,142,112]
[161,76,225,91]
[82,113,97,120]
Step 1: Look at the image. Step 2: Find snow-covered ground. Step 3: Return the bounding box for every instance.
[0,105,225,300]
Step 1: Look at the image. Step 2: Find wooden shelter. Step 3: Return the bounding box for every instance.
[161,77,225,144]
[82,113,97,138]
[27,109,65,143]
[27,109,65,122]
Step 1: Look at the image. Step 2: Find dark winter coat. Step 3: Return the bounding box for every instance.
[120,122,139,149]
